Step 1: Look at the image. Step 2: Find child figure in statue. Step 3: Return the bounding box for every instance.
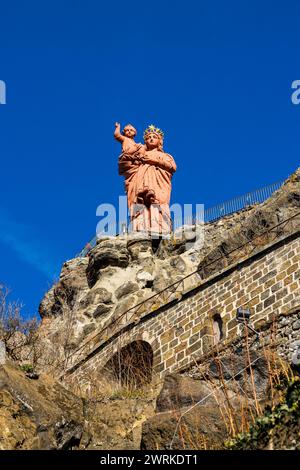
[114,122,145,158]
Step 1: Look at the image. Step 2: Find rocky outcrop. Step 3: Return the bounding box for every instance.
[0,361,84,449]
[0,361,159,450]
[39,258,89,317]
[86,239,130,287]
[141,354,271,450]
[81,393,157,450]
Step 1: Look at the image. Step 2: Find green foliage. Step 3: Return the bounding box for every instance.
[225,377,300,450]
[20,363,34,373]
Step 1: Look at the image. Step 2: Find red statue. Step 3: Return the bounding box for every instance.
[115,123,177,235]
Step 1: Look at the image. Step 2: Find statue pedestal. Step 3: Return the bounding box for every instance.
[129,203,172,239]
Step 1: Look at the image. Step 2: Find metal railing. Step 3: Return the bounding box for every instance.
[77,179,285,257]
[204,180,283,223]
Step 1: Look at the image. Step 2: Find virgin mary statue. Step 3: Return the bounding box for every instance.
[117,124,177,235]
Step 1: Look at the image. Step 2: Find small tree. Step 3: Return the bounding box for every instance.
[0,284,39,363]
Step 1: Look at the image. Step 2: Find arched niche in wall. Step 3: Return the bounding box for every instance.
[212,314,223,344]
[102,340,153,389]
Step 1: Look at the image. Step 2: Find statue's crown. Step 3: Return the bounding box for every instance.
[143,124,164,139]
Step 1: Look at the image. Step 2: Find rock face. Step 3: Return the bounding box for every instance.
[35,168,300,375]
[0,350,294,450]
[0,361,84,449]
[87,239,130,287]
[141,353,271,450]
[0,361,158,450]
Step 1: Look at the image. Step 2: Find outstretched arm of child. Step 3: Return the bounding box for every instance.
[114,122,125,142]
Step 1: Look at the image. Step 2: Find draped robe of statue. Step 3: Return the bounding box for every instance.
[118,143,177,235]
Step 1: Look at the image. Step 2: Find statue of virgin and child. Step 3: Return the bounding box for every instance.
[114,122,177,235]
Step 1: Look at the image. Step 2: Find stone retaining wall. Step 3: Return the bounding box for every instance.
[63,231,300,389]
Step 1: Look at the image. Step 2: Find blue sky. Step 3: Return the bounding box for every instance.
[0,0,299,319]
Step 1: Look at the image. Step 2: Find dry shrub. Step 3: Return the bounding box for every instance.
[104,340,153,390]
[69,340,155,401]
[169,318,296,450]
[0,284,39,364]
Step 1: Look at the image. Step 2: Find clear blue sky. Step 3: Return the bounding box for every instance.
[0,0,299,319]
